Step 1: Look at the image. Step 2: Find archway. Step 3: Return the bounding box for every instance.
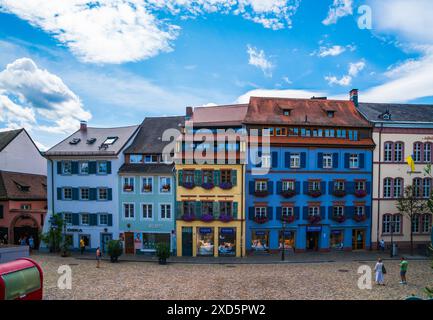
[10,214,40,249]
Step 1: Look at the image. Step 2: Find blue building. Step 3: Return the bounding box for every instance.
[244,96,375,252]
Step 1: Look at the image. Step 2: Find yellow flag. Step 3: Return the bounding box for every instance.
[406,155,415,172]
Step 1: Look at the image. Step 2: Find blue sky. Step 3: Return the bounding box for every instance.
[0,0,432,150]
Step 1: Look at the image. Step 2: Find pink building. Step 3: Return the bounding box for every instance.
[0,171,47,248]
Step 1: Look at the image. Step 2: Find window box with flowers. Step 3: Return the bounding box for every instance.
[308,190,322,198]
[254,190,269,197]
[200,214,214,222]
[354,189,367,198]
[201,182,215,190]
[333,189,346,197]
[219,182,233,190]
[219,214,233,222]
[161,184,171,193]
[254,216,269,224]
[142,184,152,193]
[182,181,195,189]
[354,214,367,222]
[281,190,296,198]
[332,214,346,223]
[123,185,133,192]
[308,215,321,224]
[181,214,195,222]
[281,214,295,223]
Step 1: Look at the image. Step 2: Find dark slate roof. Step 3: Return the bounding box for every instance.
[0,129,23,152]
[0,170,47,200]
[124,116,184,154]
[358,102,433,123]
[118,163,174,174]
[44,125,139,156]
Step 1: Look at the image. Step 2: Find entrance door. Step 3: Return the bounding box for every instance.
[124,232,135,254]
[182,227,193,256]
[101,233,112,254]
[14,226,39,248]
[352,229,365,250]
[306,232,319,251]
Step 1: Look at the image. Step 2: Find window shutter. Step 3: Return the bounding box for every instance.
[276,181,282,194]
[359,154,365,168]
[230,170,237,186]
[320,206,326,220]
[248,207,255,220]
[213,170,221,185]
[249,181,255,194]
[108,188,112,200]
[295,181,300,194]
[195,201,202,215]
[267,181,273,194]
[57,161,62,174]
[107,161,112,174]
[176,201,184,217]
[272,151,278,168]
[328,181,334,193]
[71,161,79,174]
[194,170,202,185]
[344,153,350,168]
[317,152,323,169]
[276,207,282,220]
[300,152,307,168]
[72,213,79,226]
[285,152,291,168]
[213,201,220,214]
[90,214,98,226]
[267,207,273,220]
[303,181,309,194]
[346,206,354,219]
[302,206,308,220]
[333,153,339,168]
[328,206,333,219]
[57,188,62,200]
[89,162,97,174]
[232,202,238,218]
[320,181,327,194]
[366,182,371,194]
[178,170,183,185]
[255,151,262,168]
[346,182,355,194]
[89,188,97,200]
[107,214,113,226]
[365,206,371,218]
[72,188,79,200]
[294,207,300,220]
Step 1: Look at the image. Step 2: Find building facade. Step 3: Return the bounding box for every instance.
[43,121,139,252]
[358,99,433,250]
[118,116,184,254]
[0,171,47,247]
[244,96,375,253]
[175,105,247,257]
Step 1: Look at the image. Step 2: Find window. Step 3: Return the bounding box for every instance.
[145,154,158,163]
[308,206,320,216]
[63,187,72,200]
[384,214,401,234]
[327,111,335,118]
[62,161,72,174]
[393,178,403,198]
[123,177,135,192]
[183,170,195,184]
[336,129,346,138]
[255,207,267,218]
[142,204,153,219]
[276,127,286,136]
[81,213,89,225]
[414,142,422,162]
[333,206,344,216]
[382,215,392,234]
[103,136,118,145]
[334,180,345,191]
[262,154,271,168]
[130,154,143,163]
[355,181,366,191]
[395,142,403,162]
[220,170,232,184]
[160,204,171,219]
[255,180,268,191]
[99,214,108,225]
[202,201,213,216]
[384,142,392,162]
[183,201,195,215]
[290,153,300,168]
[220,202,232,216]
[383,178,392,198]
[422,214,432,233]
[123,203,135,219]
[349,154,359,169]
[141,177,153,193]
[308,181,321,192]
[202,170,213,184]
[393,215,401,233]
[64,213,72,225]
[423,178,431,198]
[412,215,420,233]
[79,162,89,174]
[20,204,31,210]
[323,153,333,169]
[424,143,432,162]
[413,178,422,197]
[97,161,108,174]
[160,177,171,193]
[355,206,364,216]
[281,206,294,217]
[98,188,108,200]
[282,180,295,191]
[80,188,90,200]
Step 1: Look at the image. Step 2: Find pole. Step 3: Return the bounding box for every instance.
[390,221,394,257]
[281,221,286,261]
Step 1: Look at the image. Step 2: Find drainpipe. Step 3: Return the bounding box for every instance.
[241,163,244,258]
[376,123,383,250]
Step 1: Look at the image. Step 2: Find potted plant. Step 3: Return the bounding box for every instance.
[353,214,367,222]
[308,190,322,198]
[161,184,171,192]
[332,214,346,223]
[254,190,269,197]
[354,189,367,198]
[182,181,195,189]
[155,243,170,265]
[200,213,214,222]
[281,215,295,223]
[281,189,296,198]
[219,182,233,190]
[333,189,346,197]
[219,214,233,222]
[107,239,123,262]
[143,184,152,192]
[201,182,215,190]
[124,185,133,192]
[308,215,321,224]
[254,216,269,224]
[181,213,195,221]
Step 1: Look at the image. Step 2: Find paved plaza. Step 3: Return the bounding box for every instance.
[31,253,432,300]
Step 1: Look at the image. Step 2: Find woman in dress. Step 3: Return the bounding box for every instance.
[374,258,385,285]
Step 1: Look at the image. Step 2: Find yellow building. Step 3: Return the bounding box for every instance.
[175,105,248,257]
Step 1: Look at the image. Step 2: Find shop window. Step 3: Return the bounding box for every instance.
[279,230,295,249]
[142,233,170,251]
[197,227,214,256]
[330,230,344,249]
[218,228,236,256]
[251,230,269,251]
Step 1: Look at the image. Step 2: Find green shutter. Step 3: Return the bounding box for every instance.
[213,202,220,214]
[194,170,202,185]
[107,188,112,200]
[107,214,113,226]
[232,202,238,218]
[57,188,62,200]
[72,213,79,226]
[107,161,112,174]
[195,201,202,216]
[231,169,237,186]
[89,188,97,200]
[71,161,79,174]
[56,162,62,174]
[213,170,221,185]
[176,201,184,217]
[72,188,79,200]
[178,170,183,185]
[89,162,97,174]
[90,214,98,226]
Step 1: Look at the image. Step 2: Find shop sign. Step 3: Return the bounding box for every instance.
[255,231,266,236]
[282,230,292,237]
[66,228,83,233]
[220,228,234,235]
[199,227,212,234]
[331,230,342,234]
[306,226,322,232]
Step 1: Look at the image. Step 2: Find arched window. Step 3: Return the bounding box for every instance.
[424,143,432,163]
[382,214,392,234]
[384,142,393,162]
[413,142,423,162]
[393,178,403,198]
[422,214,432,233]
[394,142,404,162]
[393,214,402,233]
[411,214,420,233]
[383,178,392,198]
[413,178,422,197]
[423,178,431,198]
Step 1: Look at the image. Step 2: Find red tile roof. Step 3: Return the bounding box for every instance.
[188,104,248,127]
[244,97,371,128]
[0,171,47,200]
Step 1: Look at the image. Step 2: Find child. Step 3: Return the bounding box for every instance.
[96,247,102,268]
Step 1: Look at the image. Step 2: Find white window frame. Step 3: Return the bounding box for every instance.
[355,181,366,191]
[355,206,364,216]
[384,143,392,162]
[383,178,392,198]
[79,161,89,175]
[79,187,90,201]
[255,180,267,191]
[261,154,271,169]
[323,153,333,169]
[123,203,135,220]
[80,213,90,226]
[282,180,295,191]
[159,176,172,194]
[282,207,294,217]
[308,206,320,216]
[122,177,135,193]
[393,178,402,198]
[414,143,422,162]
[349,154,359,169]
[141,176,153,194]
[290,153,301,168]
[394,142,403,162]
[254,207,267,218]
[424,143,431,162]
[422,214,432,233]
[63,187,72,200]
[64,213,73,225]
[99,214,108,226]
[130,154,143,163]
[97,187,108,201]
[423,178,431,198]
[141,203,153,220]
[97,161,108,175]
[62,161,72,175]
[333,206,344,216]
[159,203,172,220]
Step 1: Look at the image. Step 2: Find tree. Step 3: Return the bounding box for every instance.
[40,213,64,253]
[396,185,427,256]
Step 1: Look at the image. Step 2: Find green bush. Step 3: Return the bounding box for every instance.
[155,242,170,264]
[107,240,123,262]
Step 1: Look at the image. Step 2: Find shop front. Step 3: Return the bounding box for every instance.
[279,230,296,250]
[306,225,321,251]
[251,230,270,252]
[352,228,366,250]
[330,229,344,250]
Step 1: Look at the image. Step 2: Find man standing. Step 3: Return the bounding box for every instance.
[80,238,85,255]
[399,257,408,284]
[379,239,385,252]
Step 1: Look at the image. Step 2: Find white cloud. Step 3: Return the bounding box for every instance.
[236,88,326,104]
[322,0,353,25]
[0,0,301,64]
[0,57,91,133]
[325,60,365,86]
[317,45,346,57]
[247,45,274,77]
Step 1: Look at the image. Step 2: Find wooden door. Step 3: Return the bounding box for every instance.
[124,232,135,254]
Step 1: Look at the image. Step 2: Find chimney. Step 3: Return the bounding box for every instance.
[350,89,359,107]
[80,120,87,131]
[185,106,193,120]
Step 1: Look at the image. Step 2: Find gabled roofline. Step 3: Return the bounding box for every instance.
[0,128,24,152]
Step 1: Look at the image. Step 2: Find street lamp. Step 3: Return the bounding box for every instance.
[281,220,287,261]
[390,220,395,257]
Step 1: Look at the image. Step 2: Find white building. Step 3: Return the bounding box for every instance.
[0,129,46,175]
[357,96,433,252]
[43,121,139,252]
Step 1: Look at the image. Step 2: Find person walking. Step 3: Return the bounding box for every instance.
[80,238,85,255]
[374,258,386,285]
[28,236,35,254]
[20,236,27,246]
[379,239,385,252]
[399,257,408,284]
[96,247,102,268]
